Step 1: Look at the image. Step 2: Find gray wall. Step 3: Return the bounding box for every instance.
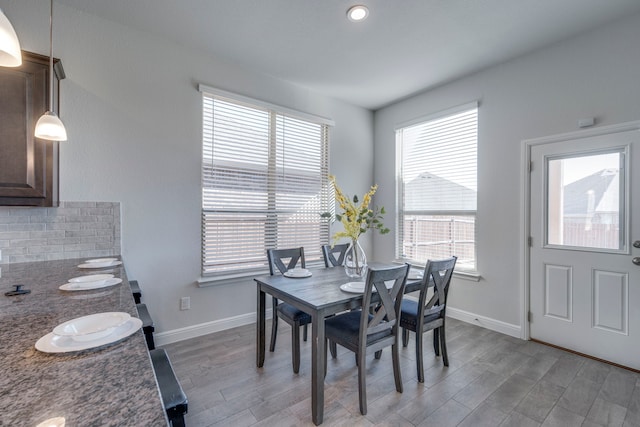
[373,12,640,330]
[1,0,373,336]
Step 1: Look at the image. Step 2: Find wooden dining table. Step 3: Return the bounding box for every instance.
[255,262,422,425]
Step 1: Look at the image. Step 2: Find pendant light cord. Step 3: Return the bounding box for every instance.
[48,0,54,112]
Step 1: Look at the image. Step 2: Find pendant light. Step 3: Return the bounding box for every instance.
[0,7,22,66]
[35,0,67,141]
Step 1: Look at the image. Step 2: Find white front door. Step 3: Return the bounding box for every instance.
[529,127,640,369]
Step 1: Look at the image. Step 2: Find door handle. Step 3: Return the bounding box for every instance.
[634,240,640,249]
[634,257,640,266]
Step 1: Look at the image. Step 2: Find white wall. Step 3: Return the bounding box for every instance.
[1,0,374,336]
[373,12,640,331]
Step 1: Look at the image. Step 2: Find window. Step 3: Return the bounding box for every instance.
[395,102,478,272]
[200,86,332,277]
[546,150,624,251]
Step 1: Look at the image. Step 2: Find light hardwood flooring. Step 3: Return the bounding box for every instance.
[163,318,640,426]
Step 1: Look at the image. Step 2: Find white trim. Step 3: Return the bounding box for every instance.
[521,120,640,341]
[198,83,335,126]
[447,307,522,338]
[394,100,478,131]
[154,306,520,347]
[154,309,272,347]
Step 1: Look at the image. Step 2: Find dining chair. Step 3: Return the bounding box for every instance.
[400,256,457,383]
[324,263,410,415]
[321,243,349,267]
[267,247,311,373]
[321,243,350,358]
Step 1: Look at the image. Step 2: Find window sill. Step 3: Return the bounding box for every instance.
[453,270,481,282]
[197,270,265,287]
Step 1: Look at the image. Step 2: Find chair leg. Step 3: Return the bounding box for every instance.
[169,414,185,427]
[440,326,449,366]
[269,300,278,352]
[392,343,403,393]
[357,351,367,415]
[329,340,337,359]
[292,322,301,373]
[303,324,308,342]
[374,350,382,359]
[433,328,440,356]
[402,327,409,347]
[416,328,424,383]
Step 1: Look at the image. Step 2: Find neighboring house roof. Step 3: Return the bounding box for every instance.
[405,172,476,211]
[563,169,619,215]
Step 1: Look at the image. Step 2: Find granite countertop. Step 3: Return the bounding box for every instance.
[0,258,168,426]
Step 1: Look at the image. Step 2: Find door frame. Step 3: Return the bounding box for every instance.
[520,120,640,340]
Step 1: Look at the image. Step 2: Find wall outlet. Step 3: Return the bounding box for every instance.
[180,296,191,310]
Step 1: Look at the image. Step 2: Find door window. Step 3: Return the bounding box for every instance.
[545,150,625,251]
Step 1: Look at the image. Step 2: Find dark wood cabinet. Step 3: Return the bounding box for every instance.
[0,50,65,207]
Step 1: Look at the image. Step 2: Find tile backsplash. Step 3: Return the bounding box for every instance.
[0,202,120,264]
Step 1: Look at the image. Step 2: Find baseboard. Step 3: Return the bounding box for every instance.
[154,309,272,347]
[155,306,521,346]
[446,306,522,338]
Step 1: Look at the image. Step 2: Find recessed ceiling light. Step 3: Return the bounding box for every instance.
[347,5,369,22]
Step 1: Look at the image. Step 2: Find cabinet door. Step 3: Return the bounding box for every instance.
[0,51,63,207]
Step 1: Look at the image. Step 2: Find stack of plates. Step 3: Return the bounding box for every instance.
[78,258,122,269]
[35,312,143,353]
[59,274,122,291]
[283,268,312,278]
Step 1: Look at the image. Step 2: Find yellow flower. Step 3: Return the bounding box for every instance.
[323,175,390,244]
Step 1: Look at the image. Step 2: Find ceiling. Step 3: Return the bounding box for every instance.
[56,0,640,110]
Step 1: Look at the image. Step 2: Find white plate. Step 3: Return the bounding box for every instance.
[339,281,394,294]
[408,269,424,280]
[85,257,118,263]
[53,312,131,342]
[340,281,366,293]
[35,318,143,353]
[78,260,122,269]
[284,269,312,278]
[68,274,114,283]
[59,278,122,291]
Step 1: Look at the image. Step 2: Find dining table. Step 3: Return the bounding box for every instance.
[255,262,422,425]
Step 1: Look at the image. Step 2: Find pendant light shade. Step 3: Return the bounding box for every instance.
[35,111,67,140]
[0,7,22,67]
[35,0,67,141]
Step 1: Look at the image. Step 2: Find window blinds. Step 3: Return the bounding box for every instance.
[396,103,478,271]
[201,92,330,276]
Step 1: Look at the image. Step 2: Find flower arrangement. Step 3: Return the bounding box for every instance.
[322,175,390,243]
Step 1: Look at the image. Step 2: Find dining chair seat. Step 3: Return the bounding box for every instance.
[277,304,312,323]
[325,310,393,346]
[398,299,443,327]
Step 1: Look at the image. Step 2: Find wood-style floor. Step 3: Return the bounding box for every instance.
[163,318,640,426]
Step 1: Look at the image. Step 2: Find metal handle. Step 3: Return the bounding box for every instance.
[634,240,640,249]
[633,257,640,266]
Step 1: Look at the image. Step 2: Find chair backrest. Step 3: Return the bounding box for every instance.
[321,243,349,267]
[267,247,305,276]
[359,264,410,345]
[417,256,457,320]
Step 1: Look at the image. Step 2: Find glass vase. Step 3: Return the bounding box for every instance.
[344,239,367,279]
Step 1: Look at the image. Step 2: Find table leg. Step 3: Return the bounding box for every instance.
[256,286,265,367]
[311,312,325,425]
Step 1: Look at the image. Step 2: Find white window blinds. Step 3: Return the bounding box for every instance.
[396,102,478,272]
[201,88,331,276]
